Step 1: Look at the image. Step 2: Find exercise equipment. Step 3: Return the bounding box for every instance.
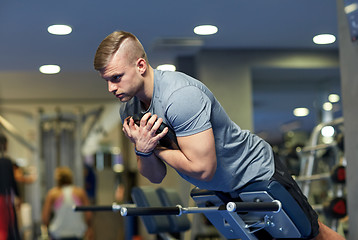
[331,165,346,184]
[188,180,310,239]
[295,164,346,184]
[75,180,313,240]
[129,187,190,234]
[298,117,344,197]
[296,118,347,232]
[323,197,347,219]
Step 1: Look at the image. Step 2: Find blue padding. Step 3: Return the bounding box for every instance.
[156,188,191,232]
[131,186,170,233]
[238,180,312,238]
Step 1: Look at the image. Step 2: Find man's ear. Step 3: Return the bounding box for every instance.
[136,58,147,75]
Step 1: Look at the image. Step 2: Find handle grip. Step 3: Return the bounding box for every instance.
[121,206,180,216]
[73,205,115,211]
[226,200,281,213]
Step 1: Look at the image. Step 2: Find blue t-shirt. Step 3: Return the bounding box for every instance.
[120,69,274,192]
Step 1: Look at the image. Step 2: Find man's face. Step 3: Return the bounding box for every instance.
[100,49,142,102]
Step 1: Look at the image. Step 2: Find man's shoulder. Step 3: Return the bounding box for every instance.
[157,70,193,85]
[156,70,202,98]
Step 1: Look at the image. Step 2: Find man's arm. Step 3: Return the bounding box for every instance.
[136,152,168,183]
[122,113,169,183]
[155,128,217,181]
[122,112,217,183]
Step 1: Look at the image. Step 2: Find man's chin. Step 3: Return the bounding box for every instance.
[117,96,132,102]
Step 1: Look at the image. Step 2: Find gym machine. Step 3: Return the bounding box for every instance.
[295,117,347,231]
[75,180,313,240]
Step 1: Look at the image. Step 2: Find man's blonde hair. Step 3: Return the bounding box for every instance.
[94,31,147,71]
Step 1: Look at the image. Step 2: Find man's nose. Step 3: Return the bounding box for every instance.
[108,81,117,93]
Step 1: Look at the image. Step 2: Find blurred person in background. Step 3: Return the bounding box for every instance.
[0,133,21,240]
[42,166,94,240]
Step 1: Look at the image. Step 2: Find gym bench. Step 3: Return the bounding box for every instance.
[74,180,312,240]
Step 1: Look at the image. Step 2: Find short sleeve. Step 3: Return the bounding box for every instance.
[166,86,212,136]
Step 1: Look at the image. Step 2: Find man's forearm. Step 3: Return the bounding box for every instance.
[137,152,167,183]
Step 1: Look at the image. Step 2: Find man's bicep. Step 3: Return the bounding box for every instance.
[177,128,217,181]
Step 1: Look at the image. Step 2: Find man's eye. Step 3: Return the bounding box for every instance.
[111,75,122,83]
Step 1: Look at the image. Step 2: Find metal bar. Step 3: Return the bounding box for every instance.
[294,172,331,182]
[0,114,36,151]
[181,206,221,214]
[311,204,323,212]
[121,206,181,216]
[75,202,281,216]
[73,205,116,212]
[81,106,104,144]
[73,203,135,212]
[226,201,281,213]
[121,205,224,216]
[301,143,336,152]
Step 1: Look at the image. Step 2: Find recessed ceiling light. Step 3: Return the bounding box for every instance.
[328,94,340,103]
[293,108,309,117]
[194,25,218,35]
[344,3,358,14]
[113,163,124,173]
[322,102,333,111]
[321,126,335,137]
[157,64,176,71]
[47,24,72,35]
[313,34,336,44]
[39,65,61,74]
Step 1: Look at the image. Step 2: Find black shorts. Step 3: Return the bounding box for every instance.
[268,153,319,240]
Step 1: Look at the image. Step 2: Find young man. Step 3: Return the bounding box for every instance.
[93,30,344,240]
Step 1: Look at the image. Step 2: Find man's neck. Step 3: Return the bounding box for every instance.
[139,65,154,110]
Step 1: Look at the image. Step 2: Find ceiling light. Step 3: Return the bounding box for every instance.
[322,102,333,111]
[47,24,72,35]
[321,126,335,137]
[293,108,309,117]
[328,94,340,103]
[344,3,358,14]
[39,65,61,74]
[313,34,336,44]
[113,163,124,173]
[194,25,218,35]
[157,64,176,71]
